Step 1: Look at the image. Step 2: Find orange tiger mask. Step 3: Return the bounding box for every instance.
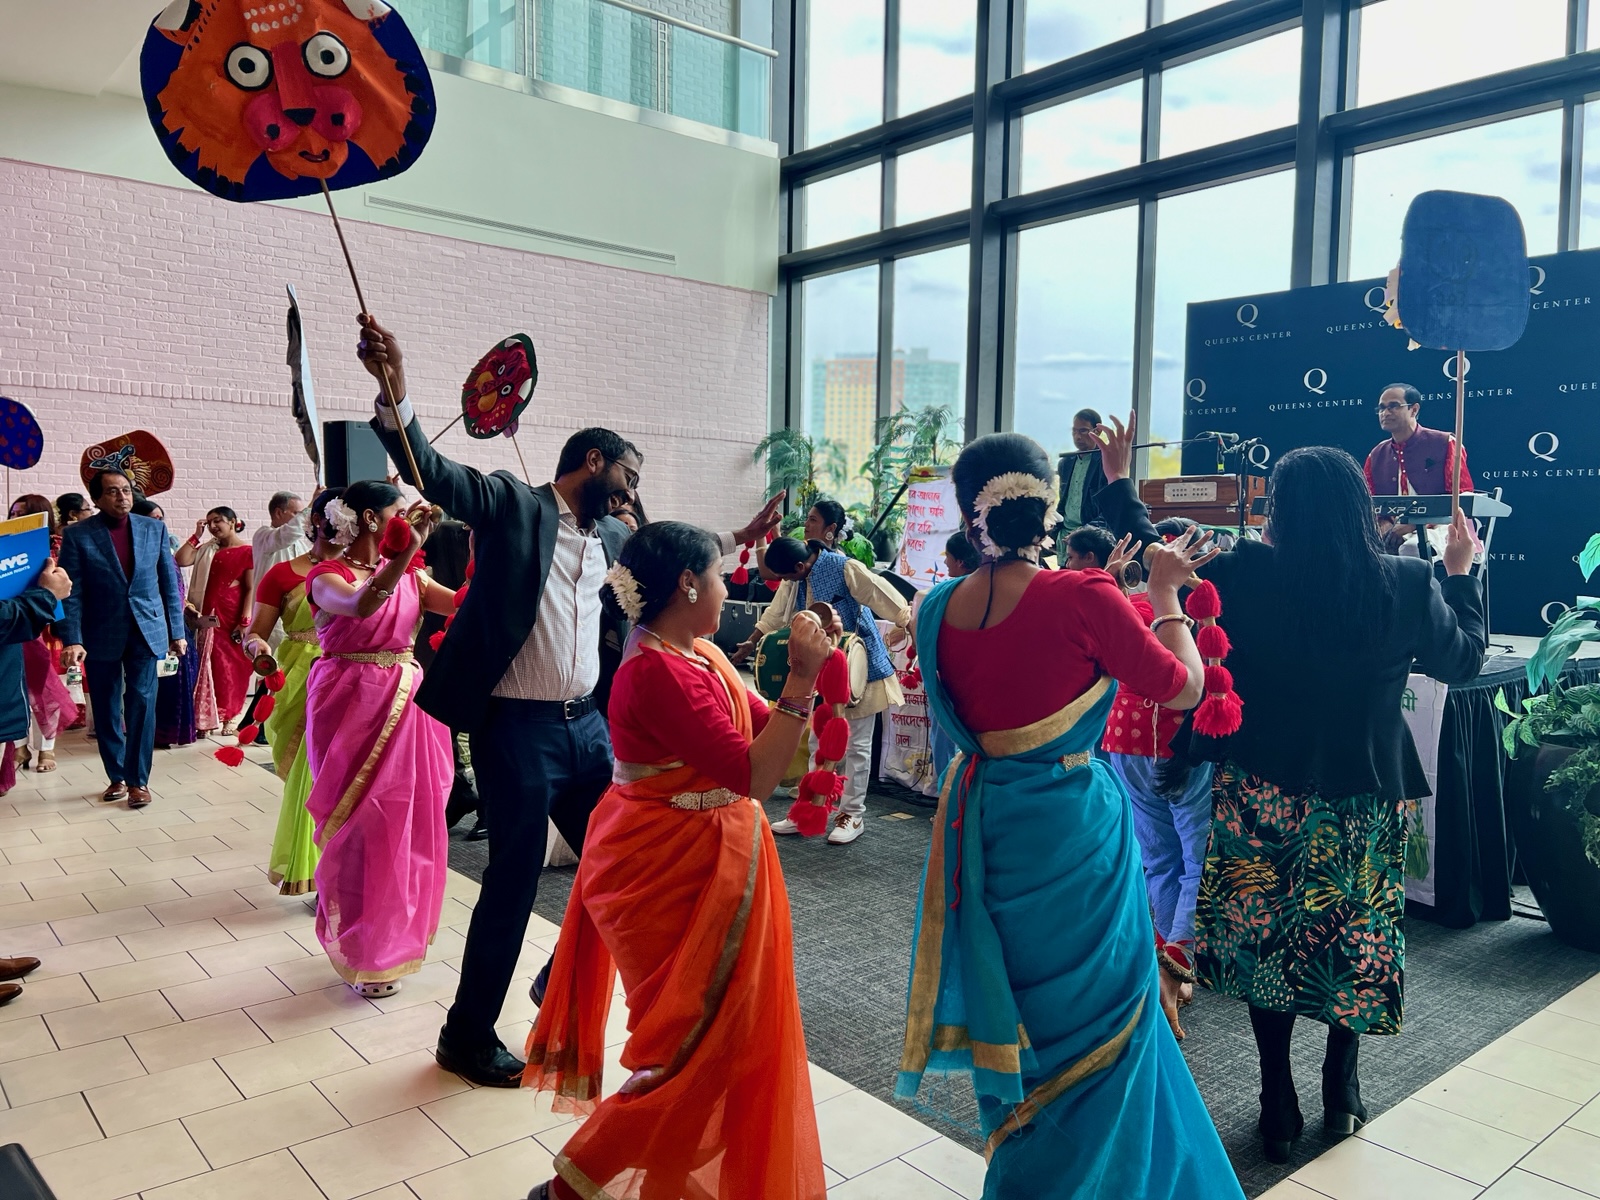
[141,0,435,202]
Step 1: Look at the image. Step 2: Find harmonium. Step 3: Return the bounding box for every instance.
[1139,475,1266,528]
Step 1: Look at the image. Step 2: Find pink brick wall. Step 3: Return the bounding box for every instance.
[0,158,771,546]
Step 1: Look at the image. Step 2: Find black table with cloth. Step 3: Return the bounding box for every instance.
[1408,656,1600,928]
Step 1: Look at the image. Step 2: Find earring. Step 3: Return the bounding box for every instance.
[687,587,699,604]
[367,520,379,532]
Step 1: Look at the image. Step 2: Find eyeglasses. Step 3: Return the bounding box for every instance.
[605,459,640,491]
[1376,402,1409,413]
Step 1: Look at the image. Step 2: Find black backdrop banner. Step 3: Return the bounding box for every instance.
[1182,247,1600,636]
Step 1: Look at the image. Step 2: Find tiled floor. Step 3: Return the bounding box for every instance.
[1261,977,1600,1199]
[0,734,984,1200]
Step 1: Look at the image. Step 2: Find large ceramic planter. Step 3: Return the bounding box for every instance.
[1505,744,1600,952]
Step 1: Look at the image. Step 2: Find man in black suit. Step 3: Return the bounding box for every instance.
[359,317,780,1086]
[1057,407,1109,530]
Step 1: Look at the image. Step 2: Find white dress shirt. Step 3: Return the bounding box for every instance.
[494,487,607,702]
[251,512,309,575]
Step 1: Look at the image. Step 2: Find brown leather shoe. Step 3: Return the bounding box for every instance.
[102,781,128,803]
[127,786,152,809]
[0,957,40,983]
[0,983,21,1007]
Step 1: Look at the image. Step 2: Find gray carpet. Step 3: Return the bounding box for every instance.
[448,785,1600,1199]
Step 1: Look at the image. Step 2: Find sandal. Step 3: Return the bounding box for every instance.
[35,751,56,773]
[353,980,401,999]
[13,746,28,770]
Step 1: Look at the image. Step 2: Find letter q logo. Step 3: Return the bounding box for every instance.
[1363,286,1387,315]
[1528,432,1558,463]
[1530,265,1546,295]
[1443,354,1471,383]
[1543,600,1570,627]
[1186,378,1207,403]
[1236,303,1259,329]
[1303,368,1327,395]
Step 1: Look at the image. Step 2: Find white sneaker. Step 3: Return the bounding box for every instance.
[769,817,801,835]
[774,786,799,800]
[826,813,865,845]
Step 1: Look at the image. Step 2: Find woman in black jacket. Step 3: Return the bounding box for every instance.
[1096,413,1486,1163]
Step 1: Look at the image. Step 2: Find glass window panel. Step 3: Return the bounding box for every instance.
[1161,0,1229,20]
[799,162,882,249]
[891,247,969,451]
[1020,81,1143,194]
[899,1,976,116]
[1358,0,1567,107]
[1152,172,1294,466]
[1347,112,1561,280]
[1579,101,1600,248]
[1021,0,1144,73]
[802,267,881,499]
[1012,208,1141,464]
[1159,29,1301,158]
[895,135,973,225]
[804,0,885,147]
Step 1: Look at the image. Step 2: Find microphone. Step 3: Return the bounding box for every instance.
[1193,431,1240,444]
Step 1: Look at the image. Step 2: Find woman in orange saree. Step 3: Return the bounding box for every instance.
[524,522,830,1200]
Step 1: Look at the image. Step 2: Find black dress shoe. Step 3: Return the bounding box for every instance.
[434,1038,525,1087]
[465,820,489,842]
[530,958,551,1007]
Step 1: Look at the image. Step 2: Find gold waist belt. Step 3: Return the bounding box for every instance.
[285,631,319,644]
[613,759,685,784]
[668,789,742,811]
[327,649,414,668]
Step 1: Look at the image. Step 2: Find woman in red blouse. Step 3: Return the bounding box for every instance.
[184,507,254,733]
[523,521,830,1200]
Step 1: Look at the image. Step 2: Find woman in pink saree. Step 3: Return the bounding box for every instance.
[305,481,456,998]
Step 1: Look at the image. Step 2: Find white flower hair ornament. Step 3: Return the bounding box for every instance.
[323,498,360,548]
[970,472,1063,563]
[605,562,645,622]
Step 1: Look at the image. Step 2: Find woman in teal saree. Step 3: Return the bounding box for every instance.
[897,434,1242,1199]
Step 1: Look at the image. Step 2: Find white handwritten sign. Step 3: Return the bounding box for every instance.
[895,467,962,592]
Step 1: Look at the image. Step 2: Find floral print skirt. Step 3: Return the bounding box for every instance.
[1194,762,1407,1035]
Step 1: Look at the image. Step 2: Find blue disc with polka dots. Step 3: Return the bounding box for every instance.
[0,399,42,470]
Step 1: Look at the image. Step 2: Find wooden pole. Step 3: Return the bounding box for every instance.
[317,181,423,489]
[428,413,462,445]
[510,432,532,485]
[1452,348,1466,519]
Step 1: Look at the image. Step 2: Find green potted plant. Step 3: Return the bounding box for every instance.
[750,428,848,534]
[1497,532,1600,951]
[858,404,960,561]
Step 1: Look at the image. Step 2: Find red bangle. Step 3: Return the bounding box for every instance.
[187,535,201,547]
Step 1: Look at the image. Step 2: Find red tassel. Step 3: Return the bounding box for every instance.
[785,798,832,837]
[1192,690,1243,737]
[379,515,412,558]
[266,670,286,692]
[1185,580,1222,621]
[731,566,750,586]
[254,696,275,720]
[1195,623,1231,659]
[765,528,776,544]
[213,745,246,767]
[811,705,830,739]
[765,579,780,592]
[429,630,447,652]
[236,723,260,744]
[452,586,468,609]
[817,649,851,707]
[818,716,849,762]
[800,769,845,804]
[1203,664,1234,694]
[465,559,476,580]
[409,551,427,572]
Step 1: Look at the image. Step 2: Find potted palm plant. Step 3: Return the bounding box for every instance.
[750,428,848,535]
[1498,533,1600,950]
[858,404,960,561]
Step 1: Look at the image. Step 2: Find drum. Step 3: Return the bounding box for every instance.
[752,628,870,707]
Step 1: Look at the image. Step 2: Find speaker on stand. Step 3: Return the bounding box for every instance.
[322,420,391,487]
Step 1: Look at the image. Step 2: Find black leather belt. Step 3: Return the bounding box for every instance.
[515,694,597,721]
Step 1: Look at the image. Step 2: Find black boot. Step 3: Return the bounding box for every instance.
[1323,1023,1368,1136]
[1250,1005,1304,1164]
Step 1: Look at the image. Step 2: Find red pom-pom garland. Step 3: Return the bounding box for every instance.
[1185,578,1241,737]
[817,649,852,707]
[253,696,275,720]
[213,745,246,767]
[429,630,447,652]
[785,797,832,836]
[217,660,292,769]
[266,670,286,692]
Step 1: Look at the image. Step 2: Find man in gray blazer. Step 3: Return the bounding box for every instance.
[57,470,187,808]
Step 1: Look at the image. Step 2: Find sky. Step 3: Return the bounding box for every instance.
[795,0,1582,458]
